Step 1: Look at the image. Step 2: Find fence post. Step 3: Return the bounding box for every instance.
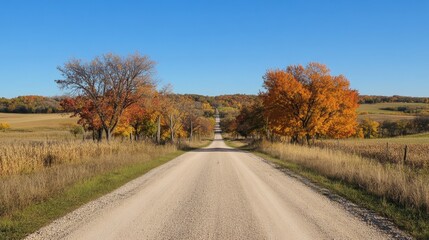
[403,145,408,164]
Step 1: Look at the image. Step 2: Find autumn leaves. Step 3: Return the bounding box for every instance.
[262,63,359,144]
[57,53,214,142]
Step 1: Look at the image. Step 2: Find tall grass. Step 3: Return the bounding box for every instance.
[0,139,177,217]
[315,140,429,168]
[0,140,172,175]
[259,141,429,213]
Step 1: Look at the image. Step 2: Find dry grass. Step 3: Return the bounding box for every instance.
[357,113,416,122]
[0,139,177,217]
[0,140,170,175]
[0,130,74,141]
[0,112,79,142]
[0,113,77,130]
[259,141,429,213]
[316,137,429,168]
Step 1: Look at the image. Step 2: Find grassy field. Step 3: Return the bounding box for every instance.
[356,103,429,122]
[357,113,416,122]
[358,102,429,115]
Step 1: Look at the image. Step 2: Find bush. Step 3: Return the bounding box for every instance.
[69,125,84,137]
[0,122,10,131]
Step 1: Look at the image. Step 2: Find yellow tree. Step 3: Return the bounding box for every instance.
[0,122,10,132]
[360,118,380,139]
[262,63,359,144]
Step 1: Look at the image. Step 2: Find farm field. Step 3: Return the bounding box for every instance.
[357,113,416,122]
[358,102,429,115]
[0,113,78,141]
[0,112,77,130]
[357,103,429,122]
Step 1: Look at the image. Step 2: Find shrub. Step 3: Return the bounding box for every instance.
[69,125,84,137]
[0,122,10,131]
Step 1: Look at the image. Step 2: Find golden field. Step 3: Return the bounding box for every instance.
[0,112,77,130]
[0,113,78,141]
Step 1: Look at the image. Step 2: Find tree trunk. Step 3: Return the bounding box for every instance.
[190,121,193,142]
[291,135,298,144]
[97,129,103,142]
[198,129,201,141]
[156,115,161,144]
[104,128,111,141]
[170,115,174,143]
[306,134,311,145]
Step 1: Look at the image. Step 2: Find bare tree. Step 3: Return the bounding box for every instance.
[56,53,155,141]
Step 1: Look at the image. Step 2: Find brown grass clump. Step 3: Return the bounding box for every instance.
[259,141,429,213]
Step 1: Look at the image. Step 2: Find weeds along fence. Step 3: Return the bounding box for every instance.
[314,141,429,168]
[259,141,429,213]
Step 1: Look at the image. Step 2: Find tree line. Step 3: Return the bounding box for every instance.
[56,53,220,143]
[0,96,62,113]
[359,117,429,138]
[359,95,429,104]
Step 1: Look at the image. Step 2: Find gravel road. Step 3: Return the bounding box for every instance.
[26,121,411,239]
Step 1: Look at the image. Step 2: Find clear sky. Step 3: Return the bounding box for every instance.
[0,0,428,98]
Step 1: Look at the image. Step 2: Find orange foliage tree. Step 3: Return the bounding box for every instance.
[56,53,155,141]
[61,96,104,140]
[261,63,358,144]
[119,84,158,140]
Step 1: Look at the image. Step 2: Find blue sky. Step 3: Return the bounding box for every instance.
[0,0,428,98]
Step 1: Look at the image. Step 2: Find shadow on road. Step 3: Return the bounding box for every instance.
[192,147,244,153]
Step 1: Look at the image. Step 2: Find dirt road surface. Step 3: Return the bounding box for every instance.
[26,120,410,239]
